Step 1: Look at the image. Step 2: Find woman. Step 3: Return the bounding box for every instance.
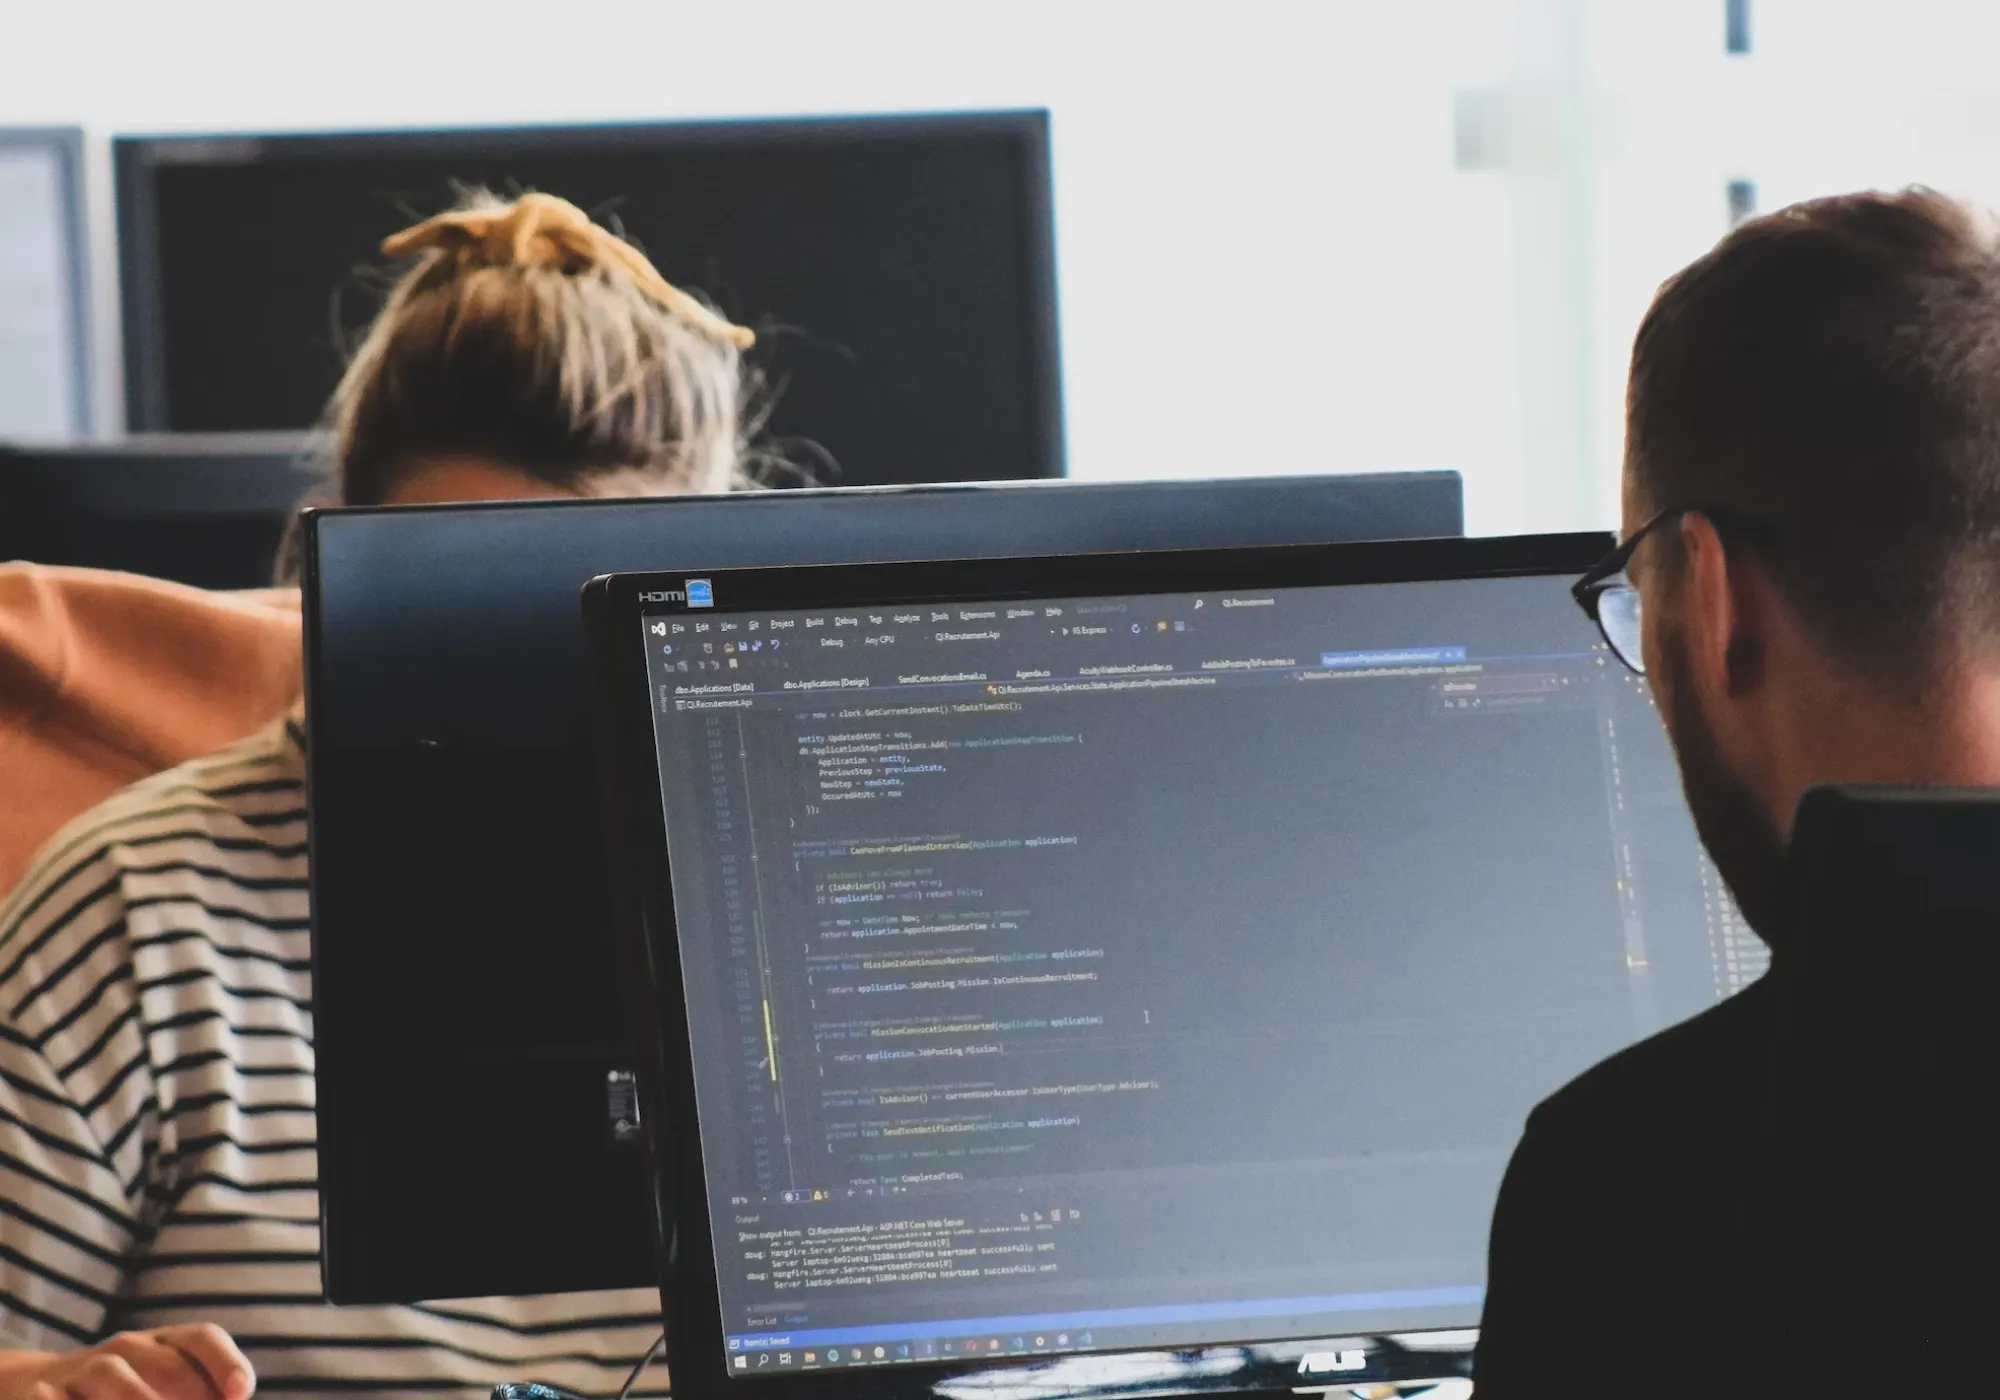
[0,192,764,1399]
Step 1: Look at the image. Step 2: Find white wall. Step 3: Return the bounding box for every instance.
[22,0,1985,536]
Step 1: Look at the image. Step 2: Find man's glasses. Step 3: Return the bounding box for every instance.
[1572,505,1776,675]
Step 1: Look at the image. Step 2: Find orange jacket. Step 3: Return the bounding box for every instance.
[0,563,302,898]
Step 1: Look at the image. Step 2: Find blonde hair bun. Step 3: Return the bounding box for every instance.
[382,191,755,350]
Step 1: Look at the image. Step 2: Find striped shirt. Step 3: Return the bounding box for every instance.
[0,720,666,1396]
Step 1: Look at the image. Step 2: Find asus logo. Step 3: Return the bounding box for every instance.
[1297,1351,1367,1376]
[640,580,715,608]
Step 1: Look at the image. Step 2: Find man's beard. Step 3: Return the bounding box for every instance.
[1654,630,1797,948]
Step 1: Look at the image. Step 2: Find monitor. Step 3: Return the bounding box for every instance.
[115,112,1063,484]
[0,433,321,588]
[301,473,1463,1305]
[583,532,1738,1398]
[0,126,91,436]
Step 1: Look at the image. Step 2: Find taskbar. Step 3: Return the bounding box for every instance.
[724,1283,1483,1376]
[728,1331,1083,1374]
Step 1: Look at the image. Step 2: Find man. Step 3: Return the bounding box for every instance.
[1475,188,2000,1394]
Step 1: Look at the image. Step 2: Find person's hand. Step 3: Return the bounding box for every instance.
[0,1327,255,1400]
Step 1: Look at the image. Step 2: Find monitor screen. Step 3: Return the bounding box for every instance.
[612,539,1743,1385]
[302,474,1462,1306]
[115,112,1062,485]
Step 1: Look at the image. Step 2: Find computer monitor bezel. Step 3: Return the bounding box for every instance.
[0,432,322,588]
[299,473,1465,1306]
[0,124,93,436]
[584,530,1611,1400]
[112,109,1064,478]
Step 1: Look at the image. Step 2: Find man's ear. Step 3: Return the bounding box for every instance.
[1676,512,1761,699]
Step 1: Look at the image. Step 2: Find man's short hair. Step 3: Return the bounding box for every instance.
[1628,187,2000,684]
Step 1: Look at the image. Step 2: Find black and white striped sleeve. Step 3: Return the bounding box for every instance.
[0,1003,137,1349]
[0,805,170,1352]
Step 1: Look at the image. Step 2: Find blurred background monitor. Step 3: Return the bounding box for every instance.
[115,112,1064,485]
[0,126,91,437]
[301,472,1463,1306]
[0,434,320,588]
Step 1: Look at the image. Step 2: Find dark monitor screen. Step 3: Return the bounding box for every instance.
[590,535,1744,1397]
[0,434,321,589]
[115,112,1063,485]
[303,474,1462,1306]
